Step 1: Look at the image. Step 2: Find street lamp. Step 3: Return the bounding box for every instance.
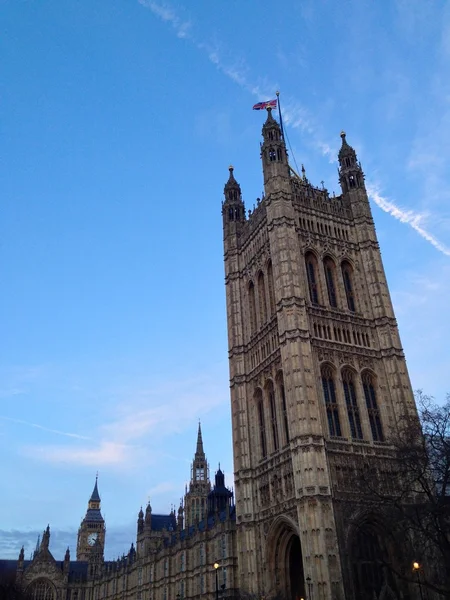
[214,562,220,600]
[413,561,424,600]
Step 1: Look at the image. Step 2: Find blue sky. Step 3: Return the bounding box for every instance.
[1,0,449,560]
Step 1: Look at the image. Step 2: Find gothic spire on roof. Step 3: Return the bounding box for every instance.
[338,130,356,160]
[196,421,205,458]
[90,475,101,503]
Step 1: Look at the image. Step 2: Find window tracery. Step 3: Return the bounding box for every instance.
[257,272,267,325]
[305,253,320,305]
[277,372,289,444]
[27,579,56,600]
[248,281,256,335]
[321,365,342,437]
[341,261,356,312]
[256,389,267,458]
[362,372,384,441]
[324,257,338,308]
[342,369,363,439]
[266,381,279,451]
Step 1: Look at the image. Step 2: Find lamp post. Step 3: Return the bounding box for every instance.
[413,562,424,600]
[214,562,220,600]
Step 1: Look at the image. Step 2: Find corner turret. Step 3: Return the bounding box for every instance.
[222,166,245,228]
[137,507,144,535]
[261,107,290,194]
[338,131,365,193]
[208,466,234,516]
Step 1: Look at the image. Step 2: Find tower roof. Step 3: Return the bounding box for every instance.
[90,476,101,503]
[195,421,205,457]
[338,131,356,159]
[223,166,241,197]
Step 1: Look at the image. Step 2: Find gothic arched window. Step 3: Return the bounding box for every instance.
[257,271,267,325]
[305,252,320,305]
[362,372,384,442]
[341,261,356,312]
[255,389,267,459]
[269,148,276,162]
[342,369,363,439]
[266,380,279,451]
[267,260,276,316]
[324,257,338,308]
[276,371,289,445]
[27,579,56,600]
[248,281,256,336]
[321,365,342,437]
[277,148,282,161]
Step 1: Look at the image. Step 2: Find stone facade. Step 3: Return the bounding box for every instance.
[1,110,424,600]
[1,426,236,600]
[221,108,419,600]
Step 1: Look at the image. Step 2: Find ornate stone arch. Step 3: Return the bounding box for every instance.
[346,513,402,600]
[27,578,57,600]
[266,515,304,599]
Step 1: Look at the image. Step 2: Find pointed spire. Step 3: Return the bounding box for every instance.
[338,130,355,160]
[34,534,40,557]
[90,475,101,503]
[223,166,242,202]
[41,525,50,551]
[64,547,70,562]
[145,501,152,527]
[264,106,276,125]
[196,421,205,457]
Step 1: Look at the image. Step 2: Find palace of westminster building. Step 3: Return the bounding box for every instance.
[0,108,426,600]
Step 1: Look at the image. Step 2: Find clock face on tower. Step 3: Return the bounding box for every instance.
[88,532,98,546]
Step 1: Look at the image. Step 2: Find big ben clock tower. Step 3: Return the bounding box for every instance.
[76,476,106,560]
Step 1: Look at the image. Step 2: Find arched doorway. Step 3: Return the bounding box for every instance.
[351,521,400,600]
[288,535,305,600]
[268,517,306,600]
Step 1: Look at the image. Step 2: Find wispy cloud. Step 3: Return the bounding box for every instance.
[367,184,450,257]
[138,0,323,150]
[148,481,177,497]
[22,440,132,466]
[21,372,228,468]
[138,1,448,256]
[0,415,91,440]
[137,0,191,38]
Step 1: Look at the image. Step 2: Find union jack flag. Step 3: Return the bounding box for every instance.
[252,99,277,110]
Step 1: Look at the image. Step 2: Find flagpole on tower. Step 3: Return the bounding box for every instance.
[276,90,285,141]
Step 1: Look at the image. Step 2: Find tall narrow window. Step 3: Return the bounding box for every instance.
[342,261,356,312]
[321,365,342,437]
[305,253,320,305]
[324,257,338,308]
[277,372,289,444]
[352,524,395,600]
[267,381,279,451]
[257,272,267,325]
[248,281,257,335]
[342,369,363,439]
[267,260,276,316]
[362,372,384,442]
[256,389,267,458]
